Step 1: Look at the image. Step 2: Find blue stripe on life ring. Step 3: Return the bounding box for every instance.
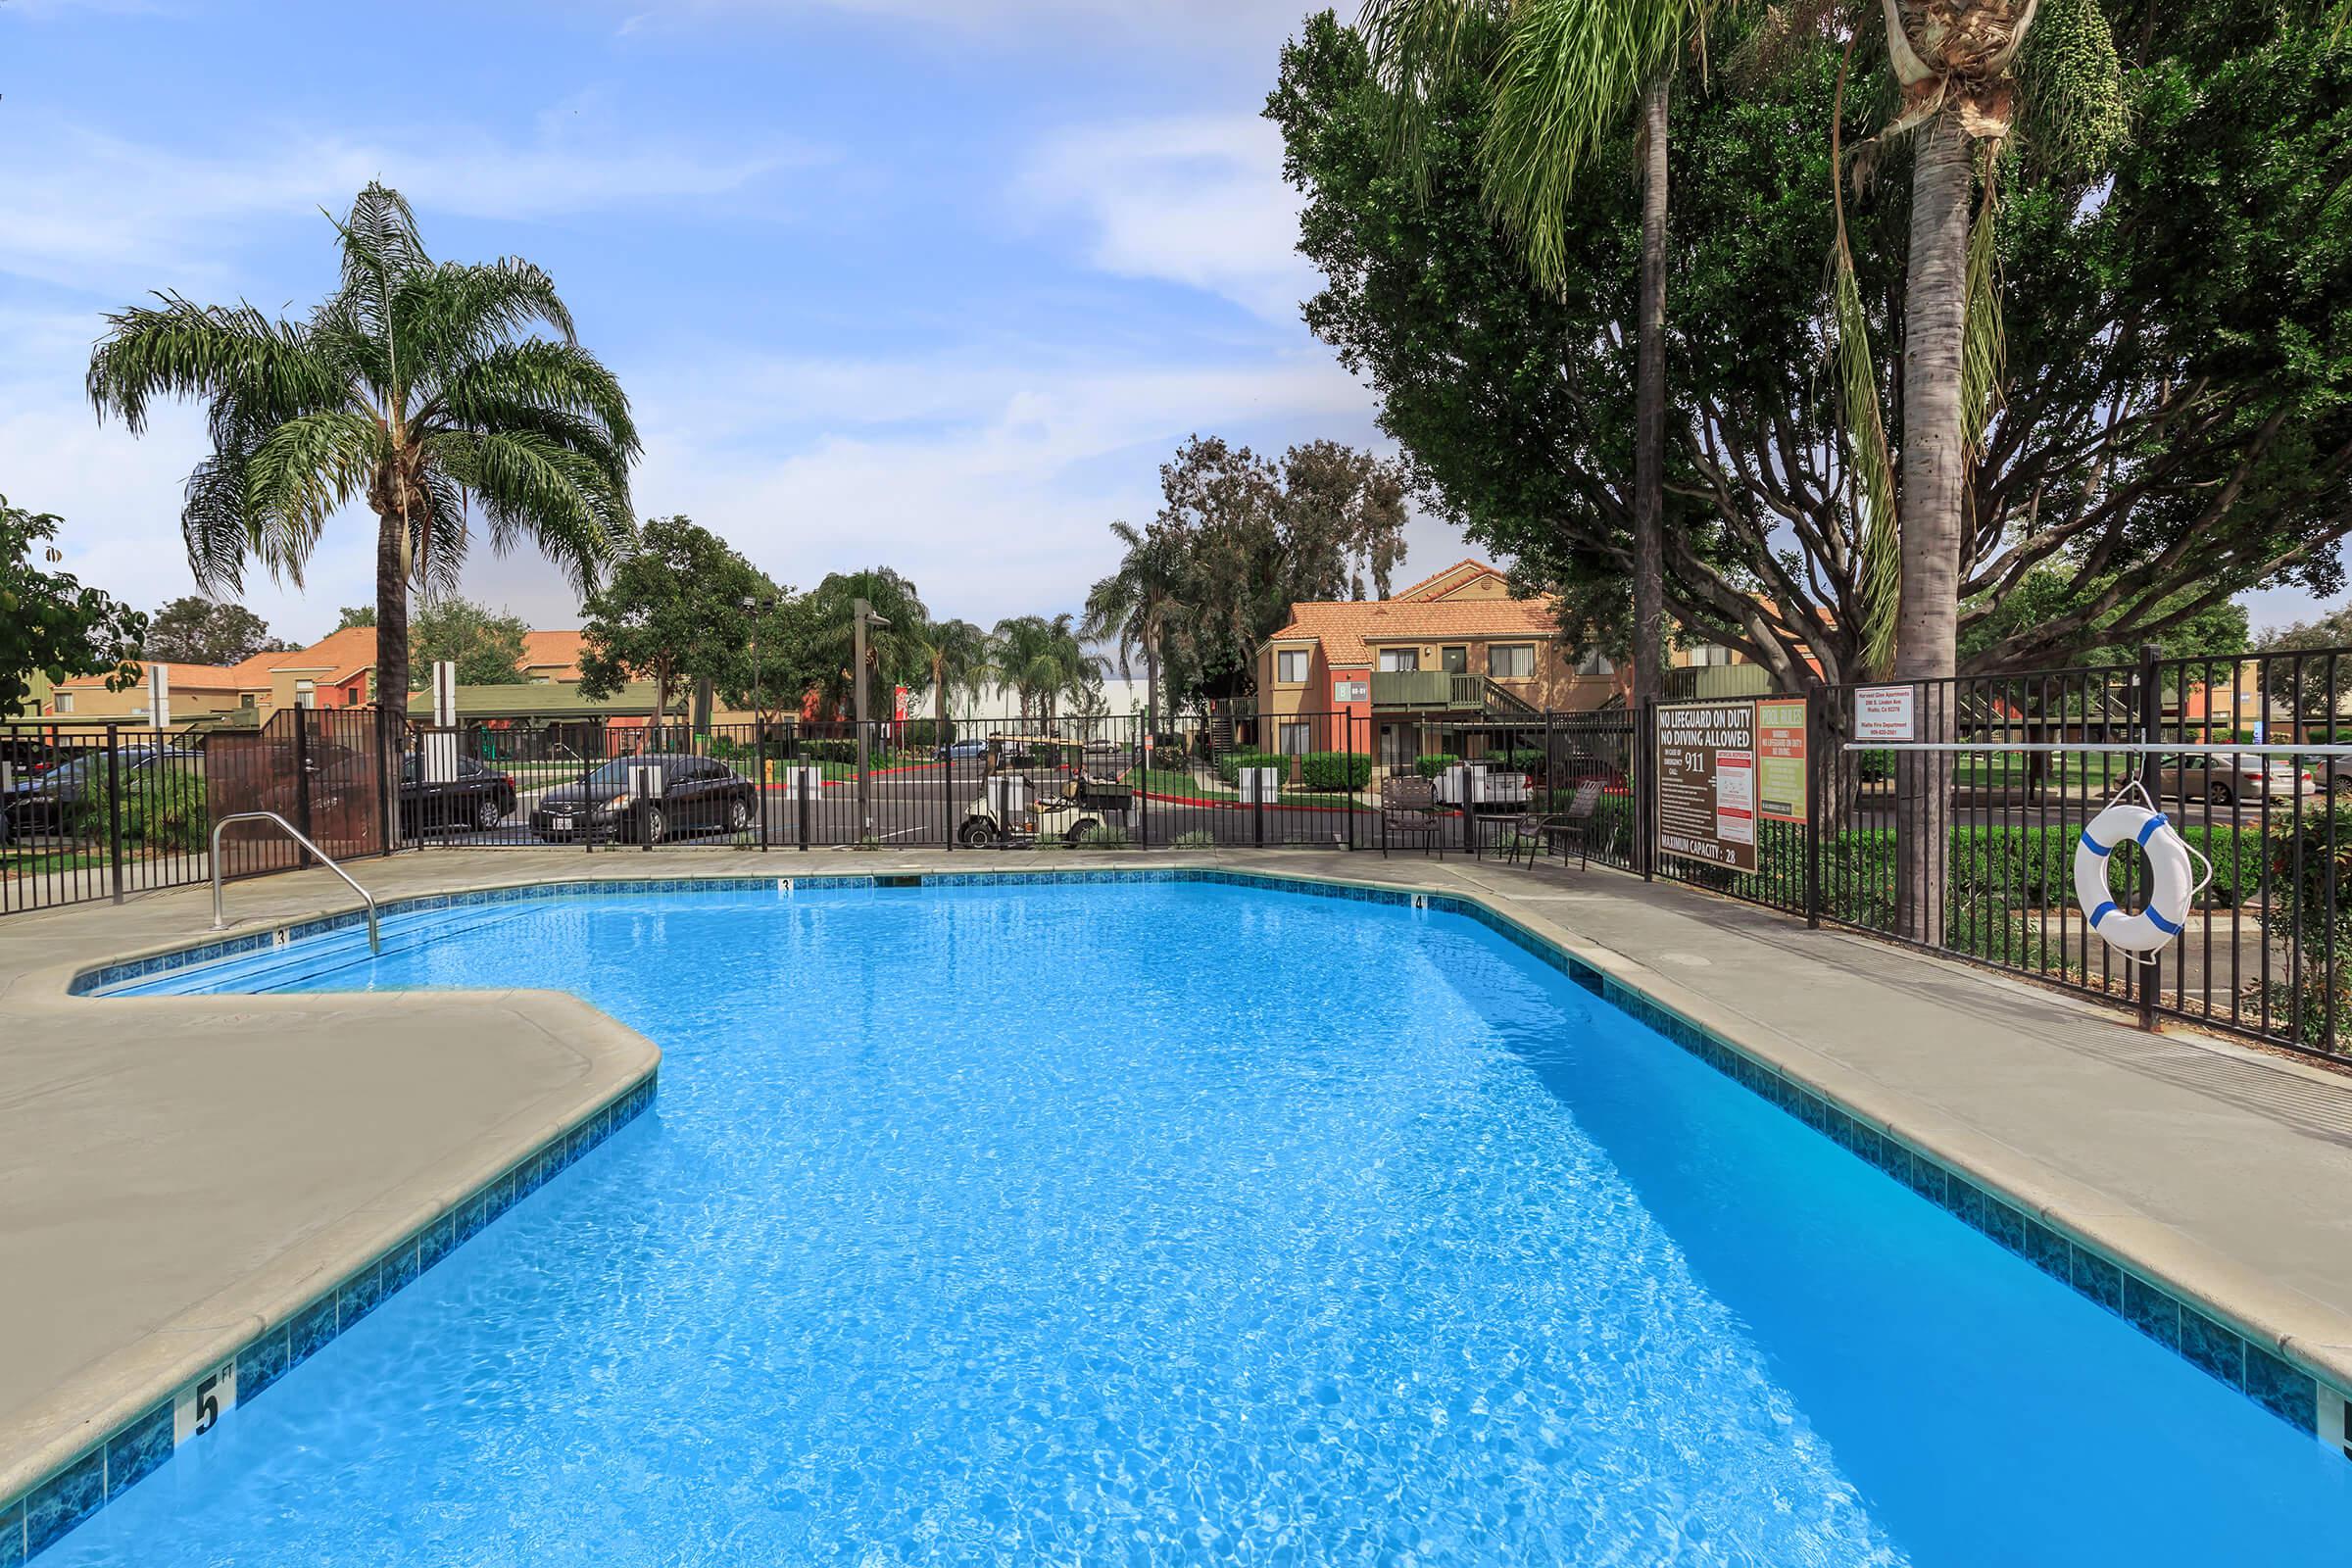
[2147,906,2183,937]
[2089,900,2118,927]
[2080,829,2111,857]
[2135,813,2170,846]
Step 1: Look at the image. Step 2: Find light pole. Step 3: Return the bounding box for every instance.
[742,593,774,766]
[853,597,889,841]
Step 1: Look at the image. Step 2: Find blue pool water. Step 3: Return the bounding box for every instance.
[60,881,2352,1565]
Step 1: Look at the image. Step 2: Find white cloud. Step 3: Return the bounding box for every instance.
[1018,114,1317,321]
[0,118,819,295]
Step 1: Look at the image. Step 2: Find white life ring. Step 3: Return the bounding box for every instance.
[2073,802,2196,954]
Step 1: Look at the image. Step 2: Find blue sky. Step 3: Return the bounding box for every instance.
[0,0,1466,644]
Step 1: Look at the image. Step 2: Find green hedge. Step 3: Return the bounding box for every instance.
[799,738,858,763]
[1298,751,1372,791]
[1412,753,1461,780]
[1215,750,1286,788]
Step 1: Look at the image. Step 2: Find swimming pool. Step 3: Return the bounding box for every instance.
[45,876,2352,1564]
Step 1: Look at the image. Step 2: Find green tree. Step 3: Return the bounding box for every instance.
[1359,0,1711,715]
[333,605,377,632]
[797,568,933,721]
[909,616,992,741]
[1270,8,2352,684]
[577,514,765,729]
[142,595,284,665]
[409,597,531,686]
[1143,434,1408,706]
[1,496,145,715]
[1081,519,1184,735]
[87,183,637,769]
[989,612,1101,725]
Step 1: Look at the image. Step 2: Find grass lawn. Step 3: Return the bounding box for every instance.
[0,846,110,875]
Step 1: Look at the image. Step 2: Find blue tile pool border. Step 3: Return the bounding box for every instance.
[2,1067,657,1565]
[26,863,2345,1563]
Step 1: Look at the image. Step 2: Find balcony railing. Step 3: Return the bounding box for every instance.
[1371,670,1487,709]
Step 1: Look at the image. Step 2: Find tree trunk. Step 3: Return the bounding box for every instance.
[1893,108,1974,949]
[372,501,411,843]
[1631,70,1670,718]
[1145,637,1160,742]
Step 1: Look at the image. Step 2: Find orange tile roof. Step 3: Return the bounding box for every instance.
[520,629,587,678]
[1267,592,1559,666]
[1391,558,1497,602]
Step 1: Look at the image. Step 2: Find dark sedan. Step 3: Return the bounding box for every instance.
[529,754,758,844]
[402,754,518,835]
[2,748,202,838]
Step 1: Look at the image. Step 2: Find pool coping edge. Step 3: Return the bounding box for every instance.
[8,861,2348,1561]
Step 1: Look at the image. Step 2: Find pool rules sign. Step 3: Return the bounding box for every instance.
[1654,700,1759,874]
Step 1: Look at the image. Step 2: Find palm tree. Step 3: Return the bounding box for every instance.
[1359,0,1705,721]
[1080,519,1182,738]
[802,567,931,720]
[989,613,1100,726]
[87,184,636,764]
[911,616,990,743]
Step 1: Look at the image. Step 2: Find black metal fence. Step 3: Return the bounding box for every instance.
[1,707,394,915]
[11,646,2346,1066]
[1640,644,2351,1062]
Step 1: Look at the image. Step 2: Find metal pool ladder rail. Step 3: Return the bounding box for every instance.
[210,810,381,956]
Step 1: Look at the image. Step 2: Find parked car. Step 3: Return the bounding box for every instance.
[401,754,517,835]
[528,754,758,844]
[2156,752,2314,806]
[937,738,990,760]
[1,748,201,837]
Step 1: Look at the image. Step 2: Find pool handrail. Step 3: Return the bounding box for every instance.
[209,809,380,955]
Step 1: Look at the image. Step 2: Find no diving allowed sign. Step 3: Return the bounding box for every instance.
[1655,701,1759,874]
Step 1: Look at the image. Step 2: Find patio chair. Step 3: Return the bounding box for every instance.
[1548,780,1610,870]
[1381,773,1444,858]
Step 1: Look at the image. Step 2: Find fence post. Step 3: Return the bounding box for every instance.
[1638,698,1656,881]
[292,708,314,867]
[2136,642,2165,1031]
[106,724,124,906]
[1804,684,1823,929]
[1347,712,1357,852]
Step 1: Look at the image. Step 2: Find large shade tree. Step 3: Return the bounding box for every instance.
[989,613,1100,725]
[909,615,992,741]
[577,514,769,732]
[1272,7,2352,684]
[87,183,637,751]
[798,568,933,722]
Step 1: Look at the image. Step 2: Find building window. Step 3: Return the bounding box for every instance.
[1441,646,1468,674]
[1488,645,1536,679]
[1278,721,1311,756]
[1277,649,1310,684]
[1378,648,1419,672]
[1690,644,1734,667]
[1576,648,1615,676]
[295,679,317,709]
[53,691,74,713]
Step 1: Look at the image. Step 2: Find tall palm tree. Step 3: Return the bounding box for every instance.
[1825,0,2121,940]
[1359,0,1705,719]
[911,616,990,742]
[87,184,636,757]
[989,613,1100,726]
[1080,519,1182,738]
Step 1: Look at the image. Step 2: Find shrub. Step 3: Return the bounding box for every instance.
[903,718,949,751]
[799,738,858,763]
[1214,750,1286,788]
[1412,753,1462,780]
[73,772,210,854]
[2264,802,2352,1046]
[1173,829,1216,849]
[1492,748,1543,773]
[1298,751,1372,792]
[1075,823,1130,850]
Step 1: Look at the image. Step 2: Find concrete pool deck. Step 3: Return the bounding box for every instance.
[7,844,2352,1512]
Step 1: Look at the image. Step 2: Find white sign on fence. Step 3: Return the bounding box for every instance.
[1854,685,1917,742]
